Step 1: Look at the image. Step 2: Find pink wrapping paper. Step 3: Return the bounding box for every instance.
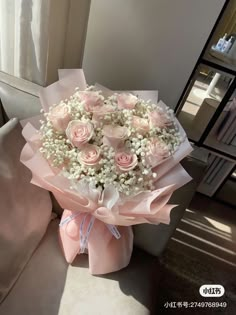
[20,69,193,274]
[59,210,133,274]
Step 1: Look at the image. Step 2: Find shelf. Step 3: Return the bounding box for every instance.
[175,1,236,200]
[215,179,236,206]
[204,133,236,161]
[197,155,235,197]
[202,53,236,75]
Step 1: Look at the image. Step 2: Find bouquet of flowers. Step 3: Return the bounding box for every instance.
[21,69,192,274]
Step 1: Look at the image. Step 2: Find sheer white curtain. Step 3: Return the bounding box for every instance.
[0,0,50,86]
[0,0,90,86]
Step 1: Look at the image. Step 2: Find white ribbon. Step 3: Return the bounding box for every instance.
[79,214,95,253]
[59,212,81,227]
[59,213,121,252]
[106,224,121,239]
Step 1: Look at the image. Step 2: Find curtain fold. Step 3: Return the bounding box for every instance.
[0,0,90,86]
[0,0,50,86]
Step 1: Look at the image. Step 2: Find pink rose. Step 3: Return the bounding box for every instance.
[149,110,172,128]
[115,151,138,172]
[78,144,101,166]
[66,120,93,148]
[48,104,71,132]
[92,105,115,126]
[147,138,170,167]
[102,125,130,149]
[117,93,138,110]
[80,91,103,112]
[132,116,149,135]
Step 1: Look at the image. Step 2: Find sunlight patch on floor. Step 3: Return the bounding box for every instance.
[176,228,236,255]
[182,218,233,241]
[171,237,236,268]
[204,217,232,234]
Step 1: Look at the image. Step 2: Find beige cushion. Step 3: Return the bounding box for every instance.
[0,119,52,302]
[0,220,158,315]
[0,80,41,120]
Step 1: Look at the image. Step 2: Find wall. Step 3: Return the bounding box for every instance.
[82,0,225,108]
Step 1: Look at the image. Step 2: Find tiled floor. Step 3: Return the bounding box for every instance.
[169,193,236,270]
[157,193,236,314]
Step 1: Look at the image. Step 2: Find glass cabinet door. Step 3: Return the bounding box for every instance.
[215,168,236,206]
[204,89,236,159]
[176,64,235,141]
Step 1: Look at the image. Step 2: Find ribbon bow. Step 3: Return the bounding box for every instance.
[59,180,122,262]
[59,211,121,254]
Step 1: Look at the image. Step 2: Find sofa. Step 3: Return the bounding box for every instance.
[0,74,206,315]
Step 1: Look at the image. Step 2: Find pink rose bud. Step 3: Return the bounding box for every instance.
[48,104,71,132]
[132,116,150,135]
[117,93,138,110]
[147,138,170,167]
[115,151,138,172]
[102,125,130,149]
[78,144,101,166]
[79,91,103,112]
[66,120,93,148]
[149,109,172,128]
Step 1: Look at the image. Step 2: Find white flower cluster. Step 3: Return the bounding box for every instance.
[39,86,183,196]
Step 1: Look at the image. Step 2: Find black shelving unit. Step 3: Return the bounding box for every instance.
[174,0,236,205]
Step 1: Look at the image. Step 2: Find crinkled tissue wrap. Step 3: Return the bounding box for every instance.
[20,69,193,274]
